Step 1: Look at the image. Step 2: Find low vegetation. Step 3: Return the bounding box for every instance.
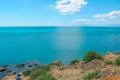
[35,73,56,80]
[70,59,80,65]
[103,60,112,65]
[83,70,101,80]
[22,70,31,76]
[83,50,102,63]
[116,56,120,66]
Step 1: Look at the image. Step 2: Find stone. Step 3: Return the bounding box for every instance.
[54,60,63,66]
[28,64,32,67]
[0,67,6,72]
[98,69,116,78]
[2,64,8,68]
[16,64,25,68]
[10,71,16,76]
[81,59,105,70]
[34,64,38,66]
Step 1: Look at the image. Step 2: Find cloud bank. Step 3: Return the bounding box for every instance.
[52,0,87,15]
[93,10,120,19]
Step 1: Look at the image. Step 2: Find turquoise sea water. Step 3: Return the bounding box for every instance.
[0,26,120,65]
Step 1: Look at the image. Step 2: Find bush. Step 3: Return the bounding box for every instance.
[103,60,112,65]
[83,70,100,80]
[29,65,51,80]
[70,59,80,65]
[116,56,120,66]
[30,69,46,80]
[22,70,31,76]
[83,50,102,63]
[35,73,56,80]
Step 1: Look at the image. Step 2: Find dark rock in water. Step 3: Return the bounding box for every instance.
[10,71,16,76]
[27,62,31,65]
[7,70,12,72]
[28,64,32,67]
[81,59,105,70]
[0,67,6,72]
[2,64,8,68]
[34,64,38,66]
[16,64,25,68]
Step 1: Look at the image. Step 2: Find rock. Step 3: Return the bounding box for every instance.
[0,67,6,72]
[28,64,32,67]
[54,60,63,66]
[9,71,16,76]
[16,64,25,68]
[27,62,31,65]
[98,69,116,78]
[103,52,118,62]
[7,70,12,72]
[34,64,38,66]
[81,59,105,70]
[2,64,8,68]
[50,65,66,71]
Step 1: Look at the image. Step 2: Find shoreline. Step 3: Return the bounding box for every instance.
[1,51,120,80]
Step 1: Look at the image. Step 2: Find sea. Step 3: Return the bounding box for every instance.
[0,26,120,65]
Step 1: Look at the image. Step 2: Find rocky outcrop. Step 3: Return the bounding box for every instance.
[9,71,16,76]
[2,64,8,68]
[81,59,105,70]
[16,64,25,68]
[0,67,6,72]
[103,52,119,62]
[54,60,63,66]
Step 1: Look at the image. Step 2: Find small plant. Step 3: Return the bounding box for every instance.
[83,70,100,80]
[116,56,120,66]
[22,70,31,76]
[103,60,112,65]
[70,59,80,65]
[83,50,102,63]
[35,73,56,80]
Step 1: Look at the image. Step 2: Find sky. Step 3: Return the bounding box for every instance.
[0,0,120,26]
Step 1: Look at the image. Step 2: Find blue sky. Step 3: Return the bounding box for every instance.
[0,0,120,26]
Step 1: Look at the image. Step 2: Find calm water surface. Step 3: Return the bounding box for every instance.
[0,27,120,65]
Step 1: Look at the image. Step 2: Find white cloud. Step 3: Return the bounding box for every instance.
[53,0,87,15]
[93,10,120,19]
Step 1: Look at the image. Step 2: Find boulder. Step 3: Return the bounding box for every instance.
[81,59,105,70]
[34,64,38,66]
[0,67,6,72]
[54,60,63,66]
[2,64,8,68]
[27,62,31,65]
[98,69,116,78]
[28,64,32,67]
[10,71,16,76]
[16,64,25,68]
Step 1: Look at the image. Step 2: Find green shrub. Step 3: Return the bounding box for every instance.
[103,60,112,65]
[83,70,100,80]
[70,59,80,65]
[116,56,120,66]
[22,70,31,76]
[30,69,46,80]
[29,65,51,80]
[35,73,56,80]
[32,65,51,72]
[83,50,102,63]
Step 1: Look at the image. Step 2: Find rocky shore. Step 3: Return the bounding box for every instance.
[1,51,120,80]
